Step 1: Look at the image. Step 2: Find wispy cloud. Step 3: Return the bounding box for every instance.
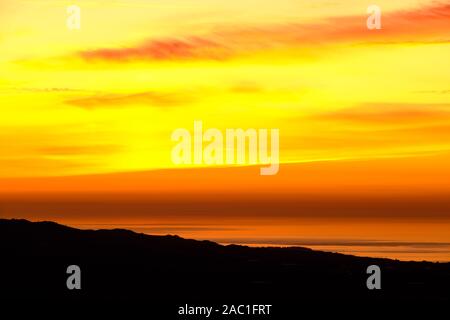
[66,91,194,109]
[76,2,450,63]
[213,238,450,248]
[37,144,122,156]
[79,37,231,62]
[314,103,450,124]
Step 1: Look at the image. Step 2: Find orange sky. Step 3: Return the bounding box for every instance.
[1,0,450,177]
[1,156,450,261]
[1,0,450,261]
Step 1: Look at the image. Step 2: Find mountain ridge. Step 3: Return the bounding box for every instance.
[1,218,449,304]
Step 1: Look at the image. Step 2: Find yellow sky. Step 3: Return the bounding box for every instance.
[1,0,450,178]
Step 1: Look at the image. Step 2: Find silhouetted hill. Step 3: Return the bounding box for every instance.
[1,219,449,312]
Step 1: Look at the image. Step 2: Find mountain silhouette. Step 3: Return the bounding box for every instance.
[1,218,449,311]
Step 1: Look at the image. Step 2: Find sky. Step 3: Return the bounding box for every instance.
[1,0,450,261]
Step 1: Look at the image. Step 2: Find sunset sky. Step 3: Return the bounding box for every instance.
[1,0,450,261]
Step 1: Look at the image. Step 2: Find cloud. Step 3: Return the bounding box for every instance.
[314,103,450,124]
[414,89,450,94]
[66,91,193,109]
[360,40,450,46]
[211,238,450,248]
[230,83,264,94]
[76,2,450,63]
[0,157,95,178]
[11,87,90,93]
[315,2,450,44]
[37,144,121,156]
[79,37,231,62]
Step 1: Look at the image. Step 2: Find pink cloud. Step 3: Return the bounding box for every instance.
[77,3,450,63]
